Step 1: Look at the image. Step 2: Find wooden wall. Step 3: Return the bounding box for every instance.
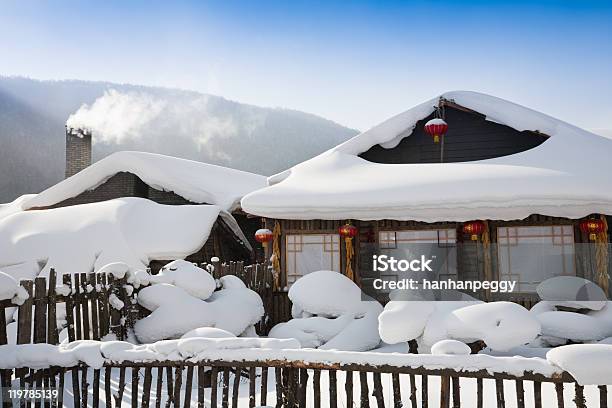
[265,214,610,303]
[359,105,548,164]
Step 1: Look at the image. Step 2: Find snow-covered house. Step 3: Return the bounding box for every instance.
[242,91,611,302]
[5,134,267,271]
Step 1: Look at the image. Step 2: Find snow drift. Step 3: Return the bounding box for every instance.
[269,271,383,351]
[134,263,264,343]
[379,298,540,352]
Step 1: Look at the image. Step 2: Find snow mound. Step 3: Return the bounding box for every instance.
[446,302,540,351]
[431,340,471,356]
[536,276,607,311]
[378,301,435,344]
[547,344,612,385]
[0,198,233,279]
[537,311,605,342]
[97,262,129,279]
[288,270,363,317]
[134,269,264,343]
[270,271,382,351]
[181,327,235,339]
[587,302,612,337]
[150,260,216,300]
[0,271,19,301]
[24,151,266,213]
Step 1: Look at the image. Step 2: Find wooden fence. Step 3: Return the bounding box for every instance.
[0,356,607,408]
[0,261,277,347]
[0,269,132,347]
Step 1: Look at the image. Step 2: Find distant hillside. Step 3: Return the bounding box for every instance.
[0,77,359,202]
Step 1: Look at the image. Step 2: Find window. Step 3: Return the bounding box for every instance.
[285,234,341,285]
[378,229,458,283]
[497,226,576,292]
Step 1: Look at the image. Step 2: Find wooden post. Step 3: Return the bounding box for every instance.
[17,280,34,344]
[260,367,269,407]
[131,367,140,408]
[185,366,194,408]
[409,373,418,408]
[105,366,112,408]
[477,378,484,408]
[422,375,429,408]
[574,384,586,408]
[440,376,450,408]
[346,371,355,408]
[197,366,205,408]
[47,269,58,344]
[555,382,564,408]
[173,366,183,407]
[210,367,218,408]
[312,369,320,408]
[88,274,100,340]
[222,368,230,408]
[74,274,83,340]
[142,367,153,408]
[232,368,240,408]
[599,385,608,408]
[275,368,283,408]
[495,378,505,408]
[359,371,370,408]
[80,273,90,340]
[373,372,385,408]
[297,368,307,408]
[329,370,338,408]
[63,274,76,342]
[250,367,258,408]
[533,381,542,408]
[451,376,460,408]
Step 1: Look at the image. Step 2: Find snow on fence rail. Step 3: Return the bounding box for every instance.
[0,344,608,408]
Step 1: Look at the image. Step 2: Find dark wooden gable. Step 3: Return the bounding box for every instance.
[359,104,548,164]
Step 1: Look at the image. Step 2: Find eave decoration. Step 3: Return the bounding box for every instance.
[338,222,358,281]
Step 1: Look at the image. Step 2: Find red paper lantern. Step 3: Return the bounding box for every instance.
[255,228,274,247]
[338,223,358,239]
[463,221,485,241]
[580,219,605,241]
[424,118,448,143]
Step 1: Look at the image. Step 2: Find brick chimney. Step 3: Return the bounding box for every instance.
[65,127,92,178]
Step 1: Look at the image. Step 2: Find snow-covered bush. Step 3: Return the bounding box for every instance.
[134,262,263,343]
[445,302,540,351]
[149,260,216,300]
[536,276,607,311]
[269,271,383,351]
[379,297,540,352]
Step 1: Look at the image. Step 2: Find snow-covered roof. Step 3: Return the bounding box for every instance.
[0,197,250,279]
[24,151,266,212]
[242,91,612,222]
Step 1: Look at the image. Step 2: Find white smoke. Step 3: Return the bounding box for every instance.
[67,89,167,144]
[64,88,357,175]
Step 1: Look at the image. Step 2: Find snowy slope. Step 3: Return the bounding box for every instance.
[242,91,612,221]
[0,197,243,279]
[23,151,266,212]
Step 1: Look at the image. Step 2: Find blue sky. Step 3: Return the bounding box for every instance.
[1,0,611,131]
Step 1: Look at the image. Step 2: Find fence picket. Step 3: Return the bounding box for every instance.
[47,270,58,344]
